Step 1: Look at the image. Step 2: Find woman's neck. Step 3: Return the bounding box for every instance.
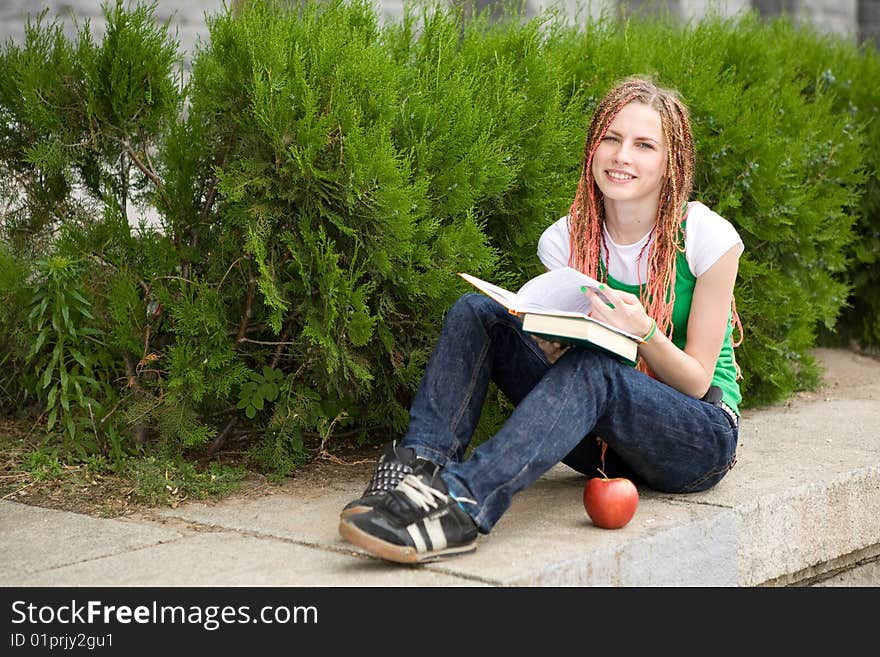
[602,198,659,245]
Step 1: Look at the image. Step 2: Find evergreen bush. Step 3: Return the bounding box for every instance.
[0,0,183,457]
[772,25,880,349]
[0,0,876,477]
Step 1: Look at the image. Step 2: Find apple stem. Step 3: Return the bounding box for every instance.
[597,437,608,477]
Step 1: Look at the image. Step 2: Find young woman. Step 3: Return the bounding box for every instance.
[338,76,743,564]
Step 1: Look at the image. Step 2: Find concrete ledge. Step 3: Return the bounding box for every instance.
[729,349,880,586]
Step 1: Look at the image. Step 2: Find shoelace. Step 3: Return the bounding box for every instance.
[396,473,476,512]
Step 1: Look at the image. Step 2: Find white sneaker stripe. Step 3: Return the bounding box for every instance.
[423,517,447,551]
[407,523,427,553]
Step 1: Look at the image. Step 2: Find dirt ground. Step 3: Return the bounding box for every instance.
[0,417,379,518]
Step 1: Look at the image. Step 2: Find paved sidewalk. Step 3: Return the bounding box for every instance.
[2,348,879,587]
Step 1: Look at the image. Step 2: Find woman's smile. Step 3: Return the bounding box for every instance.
[605,169,637,182]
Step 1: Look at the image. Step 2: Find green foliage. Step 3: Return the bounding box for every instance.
[237,366,284,419]
[24,256,107,444]
[178,0,504,461]
[1,0,878,484]
[678,12,865,403]
[21,446,65,480]
[0,245,32,412]
[0,0,183,462]
[781,34,880,348]
[122,453,246,506]
[0,1,182,256]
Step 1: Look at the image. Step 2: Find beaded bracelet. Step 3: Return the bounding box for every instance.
[641,318,657,343]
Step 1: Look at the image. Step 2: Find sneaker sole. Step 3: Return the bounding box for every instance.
[338,518,476,564]
[339,504,371,519]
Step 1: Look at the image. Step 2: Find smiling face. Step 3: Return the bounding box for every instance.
[590,101,668,206]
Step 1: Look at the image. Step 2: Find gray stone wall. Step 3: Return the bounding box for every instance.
[0,1,875,58]
[754,0,860,39]
[0,1,226,66]
[859,0,880,45]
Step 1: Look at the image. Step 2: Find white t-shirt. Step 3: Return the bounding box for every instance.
[537,201,743,285]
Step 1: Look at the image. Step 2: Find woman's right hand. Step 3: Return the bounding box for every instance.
[533,336,569,364]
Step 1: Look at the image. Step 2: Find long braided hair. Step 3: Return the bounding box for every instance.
[568,77,742,373]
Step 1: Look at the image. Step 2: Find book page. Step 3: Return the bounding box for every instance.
[457,273,518,311]
[514,267,606,315]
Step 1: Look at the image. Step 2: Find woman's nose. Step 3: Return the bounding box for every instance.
[612,142,633,164]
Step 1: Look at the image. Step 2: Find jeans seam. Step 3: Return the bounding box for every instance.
[475,361,582,529]
[449,331,491,441]
[520,327,551,365]
[680,430,739,492]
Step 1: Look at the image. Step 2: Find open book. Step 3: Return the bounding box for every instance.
[458,267,642,366]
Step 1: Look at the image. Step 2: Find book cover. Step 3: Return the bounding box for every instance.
[520,313,639,366]
[458,268,642,365]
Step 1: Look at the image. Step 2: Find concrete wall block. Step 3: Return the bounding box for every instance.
[802,0,859,37]
[736,465,880,586]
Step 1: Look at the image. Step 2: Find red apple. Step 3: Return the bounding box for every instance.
[583,476,639,529]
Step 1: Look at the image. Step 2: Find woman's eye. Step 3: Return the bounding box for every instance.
[637,142,655,150]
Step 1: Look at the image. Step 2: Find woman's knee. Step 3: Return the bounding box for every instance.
[556,345,620,376]
[446,292,504,326]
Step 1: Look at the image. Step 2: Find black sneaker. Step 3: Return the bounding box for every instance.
[340,440,425,519]
[338,463,478,564]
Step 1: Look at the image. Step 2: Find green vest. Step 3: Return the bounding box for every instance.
[604,249,741,415]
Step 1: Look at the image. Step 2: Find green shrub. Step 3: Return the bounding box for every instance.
[0,245,32,413]
[684,12,865,403]
[0,0,183,458]
[775,28,880,348]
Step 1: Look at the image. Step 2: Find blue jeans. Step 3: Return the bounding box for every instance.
[401,293,739,533]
